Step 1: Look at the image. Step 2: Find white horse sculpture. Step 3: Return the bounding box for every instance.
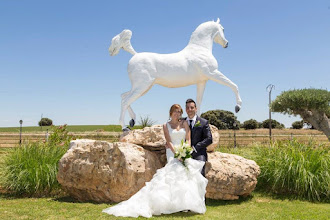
[109,18,242,130]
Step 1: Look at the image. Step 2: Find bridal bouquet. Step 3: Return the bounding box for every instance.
[174,140,193,165]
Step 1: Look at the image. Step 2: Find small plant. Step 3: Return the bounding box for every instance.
[138,115,155,128]
[38,117,53,126]
[0,125,73,196]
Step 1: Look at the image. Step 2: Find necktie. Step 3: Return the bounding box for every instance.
[189,120,193,130]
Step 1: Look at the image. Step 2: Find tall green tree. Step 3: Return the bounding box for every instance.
[201,109,240,130]
[271,89,330,140]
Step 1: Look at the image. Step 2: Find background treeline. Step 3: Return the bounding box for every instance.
[201,110,311,130]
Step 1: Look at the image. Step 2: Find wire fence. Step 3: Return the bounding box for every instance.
[217,133,329,147]
[0,131,328,148]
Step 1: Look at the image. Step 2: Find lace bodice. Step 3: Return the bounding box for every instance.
[167,122,186,146]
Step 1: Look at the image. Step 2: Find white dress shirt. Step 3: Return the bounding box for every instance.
[186,114,197,153]
[186,114,197,128]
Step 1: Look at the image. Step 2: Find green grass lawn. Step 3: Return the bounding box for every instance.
[1,140,330,220]
[0,192,329,220]
[1,148,329,219]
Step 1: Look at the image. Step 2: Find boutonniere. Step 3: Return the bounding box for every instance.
[194,120,201,127]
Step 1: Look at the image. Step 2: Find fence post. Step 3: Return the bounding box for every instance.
[46,129,49,142]
[233,122,237,148]
[19,120,23,146]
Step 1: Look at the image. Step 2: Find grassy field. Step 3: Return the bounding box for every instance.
[0,192,329,220]
[1,147,329,219]
[0,125,327,135]
[1,125,328,148]
[0,125,124,133]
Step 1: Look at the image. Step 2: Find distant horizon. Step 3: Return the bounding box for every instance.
[1,1,329,128]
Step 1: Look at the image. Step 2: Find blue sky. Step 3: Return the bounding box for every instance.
[1,0,329,128]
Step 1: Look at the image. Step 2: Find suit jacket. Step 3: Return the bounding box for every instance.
[186,116,212,160]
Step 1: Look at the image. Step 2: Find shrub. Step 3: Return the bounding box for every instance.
[254,140,330,202]
[242,119,259,130]
[0,125,73,195]
[261,119,285,129]
[201,109,240,130]
[138,115,155,128]
[38,117,53,126]
[292,120,304,129]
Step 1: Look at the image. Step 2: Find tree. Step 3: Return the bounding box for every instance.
[271,88,330,140]
[242,119,259,130]
[261,119,285,129]
[292,120,304,129]
[201,110,240,130]
[38,118,53,126]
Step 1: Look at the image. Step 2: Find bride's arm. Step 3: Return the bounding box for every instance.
[163,123,175,153]
[183,121,191,146]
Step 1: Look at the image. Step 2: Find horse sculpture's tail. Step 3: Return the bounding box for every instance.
[109,29,137,56]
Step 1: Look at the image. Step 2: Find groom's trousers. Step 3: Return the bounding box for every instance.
[194,155,207,177]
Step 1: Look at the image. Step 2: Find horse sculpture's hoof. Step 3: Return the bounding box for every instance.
[235,105,241,113]
[122,127,131,132]
[129,119,135,127]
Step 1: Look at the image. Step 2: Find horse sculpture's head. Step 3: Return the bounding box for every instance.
[213,18,228,48]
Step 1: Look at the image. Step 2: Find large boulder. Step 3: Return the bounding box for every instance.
[57,139,162,202]
[57,139,260,203]
[205,152,260,200]
[120,124,220,152]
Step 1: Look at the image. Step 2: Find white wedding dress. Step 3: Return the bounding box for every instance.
[102,124,208,218]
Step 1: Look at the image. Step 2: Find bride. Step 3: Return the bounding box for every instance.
[102,104,208,218]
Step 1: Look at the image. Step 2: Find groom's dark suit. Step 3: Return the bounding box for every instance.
[187,116,212,176]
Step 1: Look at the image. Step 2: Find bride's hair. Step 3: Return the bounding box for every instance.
[169,104,183,119]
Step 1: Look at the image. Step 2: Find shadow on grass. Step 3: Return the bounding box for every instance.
[0,187,69,201]
[53,196,107,205]
[206,194,253,207]
[254,188,330,204]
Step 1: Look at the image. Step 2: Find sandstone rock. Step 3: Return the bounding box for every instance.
[207,124,220,152]
[120,125,165,150]
[205,152,260,200]
[57,136,260,203]
[120,124,220,153]
[57,139,162,203]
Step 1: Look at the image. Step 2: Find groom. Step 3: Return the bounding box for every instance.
[185,99,212,177]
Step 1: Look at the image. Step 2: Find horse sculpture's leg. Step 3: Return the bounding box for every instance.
[196,82,207,116]
[120,92,137,128]
[119,79,154,130]
[205,70,242,113]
